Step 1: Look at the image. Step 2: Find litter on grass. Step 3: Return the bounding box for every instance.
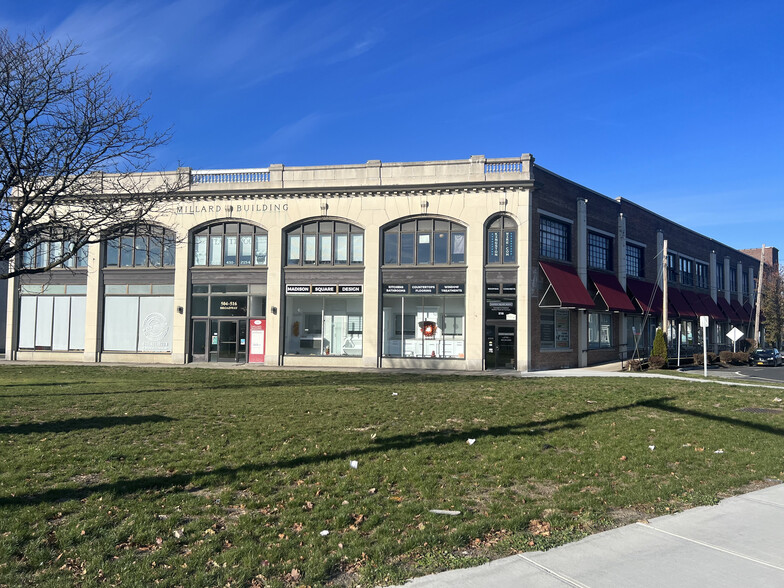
[648,445,655,450]
[320,530,329,536]
[429,509,461,516]
[714,449,725,454]
[467,439,476,445]
[392,392,398,396]
[350,460,358,469]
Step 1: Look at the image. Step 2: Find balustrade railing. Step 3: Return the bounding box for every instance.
[192,169,270,184]
[485,160,523,174]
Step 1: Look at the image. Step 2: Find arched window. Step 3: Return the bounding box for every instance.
[191,222,267,267]
[383,218,465,265]
[105,226,176,268]
[285,220,363,266]
[486,215,517,264]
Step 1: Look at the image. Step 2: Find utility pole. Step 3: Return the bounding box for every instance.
[662,240,669,339]
[755,245,765,346]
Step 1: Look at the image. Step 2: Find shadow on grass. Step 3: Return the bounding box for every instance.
[0,384,252,399]
[0,398,678,507]
[639,398,784,437]
[0,415,175,435]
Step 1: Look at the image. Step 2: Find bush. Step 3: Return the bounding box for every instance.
[627,359,645,372]
[718,351,749,365]
[693,352,718,366]
[650,328,668,368]
[732,352,749,365]
[694,351,718,365]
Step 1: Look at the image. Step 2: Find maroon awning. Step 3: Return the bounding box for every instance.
[682,290,708,317]
[718,297,741,322]
[539,262,595,309]
[699,293,725,321]
[626,278,662,314]
[731,299,750,321]
[667,286,697,318]
[588,271,636,312]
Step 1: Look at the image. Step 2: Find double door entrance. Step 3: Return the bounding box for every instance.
[485,324,516,369]
[192,319,247,363]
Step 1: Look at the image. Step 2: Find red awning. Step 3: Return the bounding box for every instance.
[682,290,708,318]
[539,262,595,309]
[588,271,636,312]
[626,278,662,314]
[718,298,741,322]
[699,293,725,321]
[731,299,750,321]
[667,286,697,318]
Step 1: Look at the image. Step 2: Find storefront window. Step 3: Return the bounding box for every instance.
[103,284,174,352]
[105,226,175,268]
[383,219,466,265]
[541,309,570,349]
[285,221,363,267]
[487,215,518,264]
[285,296,363,356]
[382,292,465,358]
[23,236,90,270]
[588,312,612,348]
[18,285,87,350]
[192,222,267,267]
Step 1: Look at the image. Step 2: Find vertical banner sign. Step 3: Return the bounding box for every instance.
[249,319,266,363]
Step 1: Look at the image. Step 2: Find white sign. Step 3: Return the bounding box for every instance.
[699,315,710,328]
[726,327,744,343]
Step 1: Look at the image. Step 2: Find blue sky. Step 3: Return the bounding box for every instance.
[4,0,783,251]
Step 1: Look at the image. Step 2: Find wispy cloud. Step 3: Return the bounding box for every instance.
[40,0,386,89]
[262,112,331,155]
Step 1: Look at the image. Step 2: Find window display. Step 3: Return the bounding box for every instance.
[285,295,363,356]
[382,292,465,358]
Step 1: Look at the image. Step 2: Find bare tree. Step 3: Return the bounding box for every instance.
[0,30,182,279]
[761,266,784,348]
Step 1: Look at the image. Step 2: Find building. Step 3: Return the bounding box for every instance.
[5,154,763,371]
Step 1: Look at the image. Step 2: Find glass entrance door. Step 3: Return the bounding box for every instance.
[485,324,516,369]
[218,320,237,361]
[207,319,247,363]
[191,319,208,362]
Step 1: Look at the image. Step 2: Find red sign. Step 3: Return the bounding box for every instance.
[249,319,266,363]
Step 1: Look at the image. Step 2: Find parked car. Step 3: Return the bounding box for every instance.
[750,348,782,366]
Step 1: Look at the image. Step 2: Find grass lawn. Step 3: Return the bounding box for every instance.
[1,366,783,587]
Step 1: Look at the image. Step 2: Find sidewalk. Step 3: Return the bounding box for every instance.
[395,483,784,587]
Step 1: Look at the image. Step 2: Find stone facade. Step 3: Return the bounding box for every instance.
[5,154,764,371]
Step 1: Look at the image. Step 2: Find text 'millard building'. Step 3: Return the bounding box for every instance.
[5,154,762,371]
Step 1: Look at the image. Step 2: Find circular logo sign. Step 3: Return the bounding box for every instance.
[142,312,169,342]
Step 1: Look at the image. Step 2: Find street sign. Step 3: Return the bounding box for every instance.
[699,315,710,328]
[726,327,744,343]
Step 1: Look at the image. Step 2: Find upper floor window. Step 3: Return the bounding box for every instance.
[696,262,709,289]
[106,226,175,268]
[742,272,750,297]
[626,244,644,278]
[729,267,737,293]
[680,257,693,286]
[540,216,570,261]
[487,215,517,264]
[588,232,612,271]
[192,222,266,267]
[287,220,363,266]
[22,234,89,270]
[667,254,678,282]
[383,218,464,265]
[716,262,725,291]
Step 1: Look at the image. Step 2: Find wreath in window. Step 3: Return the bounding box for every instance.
[419,321,437,338]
